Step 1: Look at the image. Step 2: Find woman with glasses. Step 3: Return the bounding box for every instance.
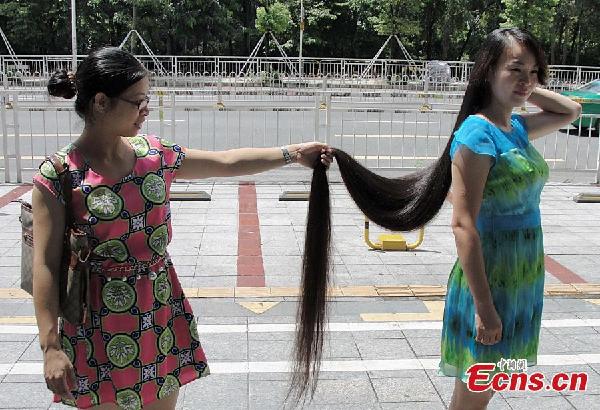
[34,47,333,409]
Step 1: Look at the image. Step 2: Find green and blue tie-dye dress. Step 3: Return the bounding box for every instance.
[439,114,549,382]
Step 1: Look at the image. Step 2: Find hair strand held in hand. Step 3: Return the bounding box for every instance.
[289,160,332,401]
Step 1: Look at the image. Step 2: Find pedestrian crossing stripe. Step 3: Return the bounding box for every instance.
[0,284,598,299]
[2,354,600,376]
[2,318,600,333]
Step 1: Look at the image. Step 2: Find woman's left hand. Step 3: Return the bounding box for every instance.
[294,142,334,169]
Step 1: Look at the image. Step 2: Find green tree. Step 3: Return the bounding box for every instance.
[0,0,598,65]
[368,0,421,58]
[501,0,559,43]
[0,0,70,54]
[256,2,292,34]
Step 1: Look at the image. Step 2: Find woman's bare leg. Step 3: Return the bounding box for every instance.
[449,378,495,410]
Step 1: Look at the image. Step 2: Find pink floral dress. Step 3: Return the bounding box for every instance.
[33,135,209,409]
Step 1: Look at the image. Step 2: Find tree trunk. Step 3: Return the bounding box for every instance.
[423,0,437,59]
[350,13,358,58]
[568,8,582,64]
[569,24,580,65]
[549,7,564,65]
[242,0,256,56]
[458,20,474,60]
[441,18,451,60]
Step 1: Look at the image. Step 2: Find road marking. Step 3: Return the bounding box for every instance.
[353,155,559,163]
[361,301,445,321]
[237,182,265,287]
[0,317,36,324]
[545,255,588,283]
[336,133,449,139]
[351,155,444,161]
[0,185,32,209]
[237,301,280,314]
[3,318,600,334]
[3,354,600,375]
[1,284,598,299]
[346,121,440,124]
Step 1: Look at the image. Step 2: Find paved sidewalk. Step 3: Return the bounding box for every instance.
[0,180,599,409]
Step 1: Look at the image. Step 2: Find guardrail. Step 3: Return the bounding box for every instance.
[2,55,599,93]
[1,90,599,183]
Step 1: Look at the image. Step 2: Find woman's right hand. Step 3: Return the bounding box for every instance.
[474,302,503,345]
[43,347,76,400]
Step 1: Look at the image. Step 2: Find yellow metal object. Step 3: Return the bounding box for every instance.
[573,193,600,203]
[364,217,425,251]
[279,191,310,201]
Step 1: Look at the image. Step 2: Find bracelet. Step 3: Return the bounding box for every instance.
[281,146,293,164]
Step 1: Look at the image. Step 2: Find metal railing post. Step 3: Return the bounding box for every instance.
[171,91,176,141]
[12,92,21,182]
[596,115,600,184]
[158,91,165,138]
[325,94,331,145]
[313,94,320,141]
[172,56,178,89]
[0,91,10,182]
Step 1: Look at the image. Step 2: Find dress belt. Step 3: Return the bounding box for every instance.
[91,253,172,281]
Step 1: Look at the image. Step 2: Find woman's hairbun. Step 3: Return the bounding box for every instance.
[47,69,77,99]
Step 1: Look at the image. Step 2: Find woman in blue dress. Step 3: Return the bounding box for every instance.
[291,28,581,409]
[438,28,580,409]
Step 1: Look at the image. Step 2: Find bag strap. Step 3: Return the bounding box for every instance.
[47,154,74,228]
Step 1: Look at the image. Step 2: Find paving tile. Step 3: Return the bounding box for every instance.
[0,381,52,408]
[354,337,415,360]
[248,379,290,410]
[404,336,441,357]
[380,402,445,410]
[504,395,576,409]
[309,377,378,405]
[183,375,248,410]
[18,341,43,362]
[565,394,600,409]
[0,341,31,364]
[200,334,248,361]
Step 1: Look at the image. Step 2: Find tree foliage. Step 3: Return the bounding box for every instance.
[256,2,292,35]
[0,0,597,65]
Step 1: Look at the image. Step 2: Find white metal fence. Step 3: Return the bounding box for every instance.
[1,90,599,183]
[3,55,600,93]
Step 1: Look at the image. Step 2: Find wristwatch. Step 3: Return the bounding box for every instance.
[281,146,293,164]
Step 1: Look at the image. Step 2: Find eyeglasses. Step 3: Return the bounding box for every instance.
[116,95,150,111]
